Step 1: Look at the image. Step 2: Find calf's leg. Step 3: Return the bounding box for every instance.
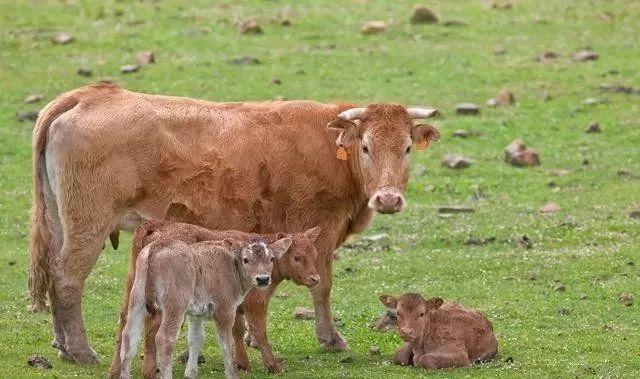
[241,287,283,373]
[185,316,205,379]
[213,307,240,379]
[415,347,471,369]
[393,342,414,366]
[231,310,250,371]
[309,253,347,351]
[155,311,185,379]
[119,294,147,378]
[142,312,162,379]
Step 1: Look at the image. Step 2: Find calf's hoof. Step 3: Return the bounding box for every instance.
[235,359,251,372]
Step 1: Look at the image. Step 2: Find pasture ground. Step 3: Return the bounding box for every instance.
[1,1,638,377]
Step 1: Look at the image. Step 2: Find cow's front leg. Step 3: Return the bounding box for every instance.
[310,253,347,351]
[242,287,282,373]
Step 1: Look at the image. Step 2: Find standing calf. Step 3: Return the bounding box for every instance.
[110,220,320,377]
[119,236,291,379]
[379,293,498,370]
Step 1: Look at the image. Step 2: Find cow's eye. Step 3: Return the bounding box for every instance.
[420,312,424,317]
[243,258,249,264]
[362,145,369,154]
[405,146,411,154]
[294,256,301,262]
[396,312,401,317]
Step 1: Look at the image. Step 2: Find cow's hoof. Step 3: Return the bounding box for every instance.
[235,359,251,372]
[320,334,348,352]
[265,359,283,374]
[64,347,100,364]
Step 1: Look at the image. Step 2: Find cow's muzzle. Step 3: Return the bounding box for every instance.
[255,275,271,288]
[369,188,406,214]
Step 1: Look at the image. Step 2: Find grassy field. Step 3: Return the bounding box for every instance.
[1,0,639,378]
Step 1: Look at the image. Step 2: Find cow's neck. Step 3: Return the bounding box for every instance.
[344,139,373,233]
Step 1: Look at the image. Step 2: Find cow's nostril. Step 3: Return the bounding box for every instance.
[256,276,271,286]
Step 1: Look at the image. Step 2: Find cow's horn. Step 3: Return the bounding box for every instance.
[407,107,438,119]
[338,108,366,121]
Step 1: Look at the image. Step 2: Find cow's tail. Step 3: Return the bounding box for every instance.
[28,92,81,312]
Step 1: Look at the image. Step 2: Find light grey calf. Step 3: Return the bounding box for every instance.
[119,236,291,379]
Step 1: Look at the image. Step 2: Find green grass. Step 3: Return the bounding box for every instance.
[1,0,639,377]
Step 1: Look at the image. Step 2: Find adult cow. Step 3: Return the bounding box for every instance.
[29,83,440,364]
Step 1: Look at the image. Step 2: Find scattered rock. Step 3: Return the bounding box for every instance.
[294,307,315,320]
[618,292,634,306]
[438,206,475,214]
[504,356,514,364]
[582,97,604,105]
[455,103,480,115]
[452,129,481,138]
[27,356,52,370]
[120,64,139,74]
[617,169,634,178]
[442,154,473,169]
[490,1,513,10]
[519,235,533,249]
[410,6,438,24]
[362,233,389,242]
[579,294,588,300]
[52,32,73,45]
[280,17,291,26]
[493,46,506,55]
[229,56,261,65]
[602,324,613,331]
[540,202,562,215]
[464,236,495,246]
[504,139,540,167]
[528,270,539,281]
[24,94,44,104]
[556,307,570,316]
[369,346,381,355]
[8,260,16,266]
[496,88,515,105]
[137,51,155,66]
[16,110,39,122]
[177,351,205,364]
[271,78,282,85]
[572,50,599,61]
[552,282,566,292]
[630,209,640,219]
[585,122,601,133]
[240,19,263,34]
[372,309,397,331]
[486,98,498,107]
[535,51,559,61]
[599,84,639,95]
[541,91,551,101]
[339,356,354,364]
[442,20,467,27]
[361,21,387,35]
[77,67,92,77]
[599,12,614,22]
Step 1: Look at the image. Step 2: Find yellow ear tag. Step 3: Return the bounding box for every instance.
[336,146,348,160]
[415,140,429,151]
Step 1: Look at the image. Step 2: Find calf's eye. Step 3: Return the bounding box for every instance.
[420,312,424,317]
[405,146,411,154]
[362,145,369,154]
[294,256,301,262]
[243,258,249,264]
[270,257,275,262]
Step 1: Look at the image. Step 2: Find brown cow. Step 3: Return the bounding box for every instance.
[379,293,498,369]
[119,237,291,379]
[28,83,439,362]
[108,220,321,377]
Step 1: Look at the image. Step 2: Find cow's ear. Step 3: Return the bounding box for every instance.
[269,238,292,259]
[424,297,444,310]
[222,238,240,252]
[411,124,440,150]
[328,119,359,148]
[379,294,398,309]
[304,226,322,243]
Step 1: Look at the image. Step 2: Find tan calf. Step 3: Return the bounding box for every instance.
[110,220,320,377]
[119,237,291,379]
[379,293,498,370]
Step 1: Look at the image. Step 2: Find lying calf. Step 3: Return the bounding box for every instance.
[110,221,320,378]
[379,293,498,369]
[119,236,291,379]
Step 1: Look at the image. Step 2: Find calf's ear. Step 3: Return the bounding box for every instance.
[304,226,322,243]
[327,119,359,148]
[411,124,440,150]
[222,238,240,252]
[379,294,398,309]
[424,297,444,310]
[270,238,292,259]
